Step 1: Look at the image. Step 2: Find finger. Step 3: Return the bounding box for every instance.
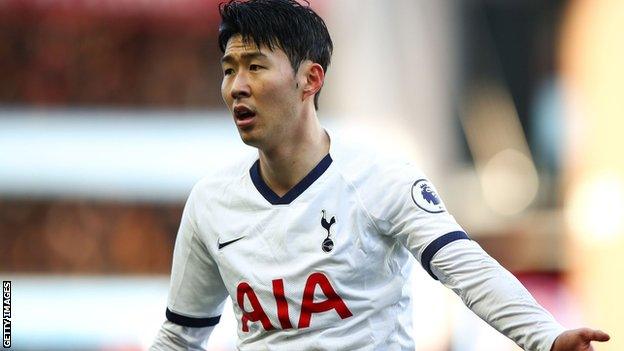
[582,329,610,342]
[591,330,610,342]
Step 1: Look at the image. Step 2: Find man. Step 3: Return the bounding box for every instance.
[151,0,610,350]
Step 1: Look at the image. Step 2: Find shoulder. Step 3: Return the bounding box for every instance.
[330,136,425,189]
[188,151,257,204]
[329,132,448,214]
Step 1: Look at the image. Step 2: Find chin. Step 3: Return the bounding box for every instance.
[238,129,262,148]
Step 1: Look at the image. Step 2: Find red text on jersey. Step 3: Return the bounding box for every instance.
[236,272,353,332]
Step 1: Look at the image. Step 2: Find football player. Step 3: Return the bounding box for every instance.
[151,0,610,350]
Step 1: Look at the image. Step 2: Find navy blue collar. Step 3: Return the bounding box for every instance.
[250,154,333,205]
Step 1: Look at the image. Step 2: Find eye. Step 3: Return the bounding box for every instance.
[223,68,234,76]
[249,64,262,71]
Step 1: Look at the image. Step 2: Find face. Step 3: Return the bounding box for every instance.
[221,35,303,149]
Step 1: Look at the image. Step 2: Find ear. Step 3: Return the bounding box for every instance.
[298,61,325,102]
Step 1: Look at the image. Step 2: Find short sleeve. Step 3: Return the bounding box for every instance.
[165,186,228,327]
[360,161,469,280]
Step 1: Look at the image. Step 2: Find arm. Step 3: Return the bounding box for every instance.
[353,157,609,350]
[430,239,564,351]
[151,185,228,350]
[151,321,215,351]
[430,239,610,351]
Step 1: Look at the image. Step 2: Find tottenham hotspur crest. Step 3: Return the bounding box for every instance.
[411,179,446,213]
[320,210,336,252]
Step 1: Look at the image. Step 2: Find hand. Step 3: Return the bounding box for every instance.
[551,328,610,351]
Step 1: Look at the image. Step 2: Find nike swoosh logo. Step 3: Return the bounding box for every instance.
[217,237,244,250]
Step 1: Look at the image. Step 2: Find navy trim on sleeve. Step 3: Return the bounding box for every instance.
[166,308,221,328]
[421,231,470,280]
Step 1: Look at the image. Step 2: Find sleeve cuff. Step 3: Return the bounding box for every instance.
[166,308,221,328]
[420,231,470,280]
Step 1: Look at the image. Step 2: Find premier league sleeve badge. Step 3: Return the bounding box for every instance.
[411,179,446,213]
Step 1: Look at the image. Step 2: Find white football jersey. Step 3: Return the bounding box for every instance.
[163,135,470,350]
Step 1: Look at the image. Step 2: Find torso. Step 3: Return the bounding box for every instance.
[192,148,416,350]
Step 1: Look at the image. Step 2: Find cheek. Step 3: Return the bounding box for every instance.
[260,76,298,106]
[221,80,230,103]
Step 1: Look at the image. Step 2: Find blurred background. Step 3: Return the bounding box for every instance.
[0,0,622,350]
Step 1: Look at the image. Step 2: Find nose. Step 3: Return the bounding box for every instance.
[230,72,251,100]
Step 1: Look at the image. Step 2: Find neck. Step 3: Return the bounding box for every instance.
[258,108,329,197]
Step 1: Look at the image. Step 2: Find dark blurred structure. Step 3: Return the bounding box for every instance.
[459,0,568,196]
[461,0,566,144]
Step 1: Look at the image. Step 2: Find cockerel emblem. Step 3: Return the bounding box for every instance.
[321,210,336,252]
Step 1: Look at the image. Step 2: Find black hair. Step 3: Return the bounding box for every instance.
[218,0,333,110]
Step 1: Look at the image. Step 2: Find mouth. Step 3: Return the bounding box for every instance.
[233,105,257,128]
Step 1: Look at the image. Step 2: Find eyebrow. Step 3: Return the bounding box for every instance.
[221,51,268,64]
